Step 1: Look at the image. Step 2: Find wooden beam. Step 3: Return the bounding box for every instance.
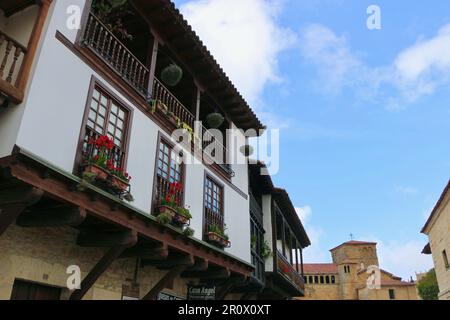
[121,242,168,260]
[142,264,189,300]
[77,230,138,248]
[187,258,208,272]
[0,186,43,236]
[182,268,230,280]
[17,206,86,228]
[155,252,194,269]
[216,275,248,300]
[70,234,137,300]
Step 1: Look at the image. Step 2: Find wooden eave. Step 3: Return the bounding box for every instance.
[0,147,254,278]
[130,0,265,133]
[0,0,36,17]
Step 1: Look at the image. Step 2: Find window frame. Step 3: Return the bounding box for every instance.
[202,173,225,237]
[151,132,186,212]
[443,250,449,270]
[74,76,133,174]
[388,289,396,300]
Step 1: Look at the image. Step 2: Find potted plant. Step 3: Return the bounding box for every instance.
[206,224,230,248]
[161,64,183,87]
[84,135,115,181]
[206,112,224,129]
[261,240,272,260]
[173,206,192,227]
[240,145,254,157]
[109,164,131,192]
[156,182,182,219]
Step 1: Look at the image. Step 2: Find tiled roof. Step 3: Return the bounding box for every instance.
[301,263,338,274]
[380,279,416,287]
[330,240,377,252]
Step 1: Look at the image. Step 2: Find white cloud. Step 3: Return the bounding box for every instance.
[395,186,419,196]
[376,240,434,281]
[179,0,296,108]
[296,206,312,223]
[300,23,450,108]
[295,205,328,263]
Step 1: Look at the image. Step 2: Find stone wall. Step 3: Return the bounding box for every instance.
[0,225,195,300]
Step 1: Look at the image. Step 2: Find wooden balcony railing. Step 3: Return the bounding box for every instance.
[0,30,27,103]
[276,250,305,291]
[152,77,195,129]
[82,12,235,178]
[82,12,149,97]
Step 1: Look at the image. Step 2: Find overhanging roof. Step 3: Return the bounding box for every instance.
[131,0,265,132]
[421,180,450,234]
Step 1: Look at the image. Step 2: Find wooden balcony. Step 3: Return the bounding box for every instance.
[0,30,27,105]
[276,250,305,292]
[81,11,235,178]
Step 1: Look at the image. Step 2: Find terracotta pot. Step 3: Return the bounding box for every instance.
[84,164,109,181]
[157,205,177,219]
[173,212,190,226]
[111,175,130,192]
[206,232,230,248]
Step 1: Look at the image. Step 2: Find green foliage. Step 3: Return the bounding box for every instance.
[177,206,192,219]
[161,64,183,87]
[261,240,272,259]
[92,0,134,40]
[417,269,439,300]
[251,235,257,249]
[209,224,229,241]
[156,213,172,225]
[240,145,254,157]
[206,113,225,129]
[82,171,97,184]
[183,227,195,237]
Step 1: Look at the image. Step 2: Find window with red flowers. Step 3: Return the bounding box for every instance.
[153,138,184,208]
[77,81,131,173]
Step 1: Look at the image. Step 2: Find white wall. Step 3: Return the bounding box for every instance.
[11,0,252,263]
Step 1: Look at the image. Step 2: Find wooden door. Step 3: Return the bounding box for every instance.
[10,279,61,300]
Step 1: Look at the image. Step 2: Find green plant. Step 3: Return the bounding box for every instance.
[82,171,97,184]
[92,0,134,40]
[417,269,439,300]
[183,227,195,237]
[177,206,192,219]
[240,145,254,157]
[156,213,171,225]
[261,240,272,259]
[208,224,228,240]
[206,112,224,129]
[251,235,257,249]
[161,64,183,87]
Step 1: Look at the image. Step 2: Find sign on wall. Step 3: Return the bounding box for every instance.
[187,284,216,300]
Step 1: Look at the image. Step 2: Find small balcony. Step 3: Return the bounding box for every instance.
[81,9,234,178]
[276,251,305,292]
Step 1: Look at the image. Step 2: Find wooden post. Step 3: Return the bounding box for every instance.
[300,248,304,277]
[146,38,159,98]
[142,264,189,300]
[70,230,137,300]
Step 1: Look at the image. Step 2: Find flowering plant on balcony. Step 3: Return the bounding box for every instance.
[82,135,133,201]
[206,224,230,248]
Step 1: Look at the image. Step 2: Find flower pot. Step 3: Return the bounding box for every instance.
[206,232,230,248]
[111,175,130,192]
[172,212,190,226]
[84,164,109,181]
[157,205,177,219]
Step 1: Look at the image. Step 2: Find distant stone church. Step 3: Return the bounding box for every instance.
[297,240,418,300]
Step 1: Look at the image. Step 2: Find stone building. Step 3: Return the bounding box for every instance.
[421,180,450,300]
[297,240,418,300]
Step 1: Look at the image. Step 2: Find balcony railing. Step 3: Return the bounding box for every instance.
[0,30,27,102]
[82,12,149,97]
[82,12,235,178]
[154,175,184,208]
[276,251,305,291]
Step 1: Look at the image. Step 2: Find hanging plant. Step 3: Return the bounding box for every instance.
[161,64,183,87]
[240,145,254,157]
[206,112,224,129]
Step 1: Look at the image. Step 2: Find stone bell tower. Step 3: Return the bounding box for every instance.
[330,241,379,300]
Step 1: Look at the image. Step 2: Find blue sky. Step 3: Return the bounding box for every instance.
[174,0,450,279]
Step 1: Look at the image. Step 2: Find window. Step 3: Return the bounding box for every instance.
[326,276,330,284]
[250,214,265,283]
[389,289,396,300]
[78,82,131,171]
[314,276,319,284]
[443,250,449,269]
[331,276,336,284]
[320,276,324,284]
[154,138,184,208]
[344,265,351,274]
[203,176,224,235]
